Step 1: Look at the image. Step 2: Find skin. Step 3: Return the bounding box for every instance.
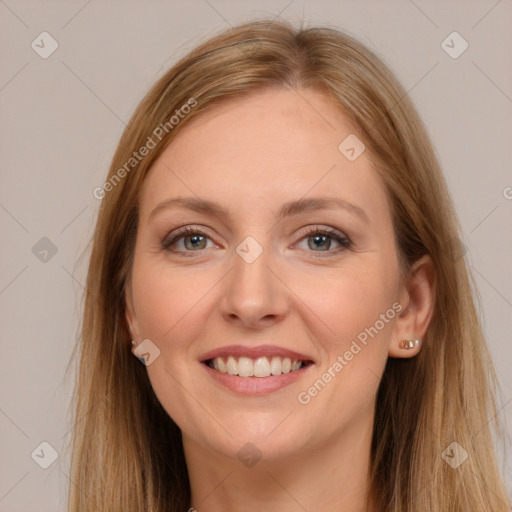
[125,86,435,512]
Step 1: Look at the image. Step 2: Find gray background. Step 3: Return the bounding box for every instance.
[1,1,511,510]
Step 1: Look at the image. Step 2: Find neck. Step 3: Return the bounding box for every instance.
[183,415,378,512]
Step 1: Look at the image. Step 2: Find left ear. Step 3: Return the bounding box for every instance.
[388,254,436,358]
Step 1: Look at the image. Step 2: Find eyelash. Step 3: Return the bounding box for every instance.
[161,226,352,258]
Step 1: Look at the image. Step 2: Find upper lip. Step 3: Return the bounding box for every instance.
[200,344,315,363]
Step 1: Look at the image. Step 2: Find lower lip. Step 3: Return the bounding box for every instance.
[202,362,314,395]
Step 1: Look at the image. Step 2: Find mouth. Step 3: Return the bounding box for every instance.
[204,355,314,377]
[199,344,315,394]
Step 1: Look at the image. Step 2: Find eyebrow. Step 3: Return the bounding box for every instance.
[149,196,370,224]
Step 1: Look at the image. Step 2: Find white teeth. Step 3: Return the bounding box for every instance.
[238,357,253,377]
[291,360,301,371]
[216,357,227,373]
[253,357,271,377]
[270,356,282,375]
[209,356,306,377]
[226,356,238,375]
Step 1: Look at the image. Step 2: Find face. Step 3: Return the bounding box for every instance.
[126,87,409,464]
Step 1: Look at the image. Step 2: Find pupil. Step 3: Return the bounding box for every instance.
[186,235,205,250]
[310,234,329,250]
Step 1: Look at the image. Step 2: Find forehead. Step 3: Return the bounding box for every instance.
[139,87,389,225]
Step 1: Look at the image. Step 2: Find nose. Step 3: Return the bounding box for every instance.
[219,241,289,329]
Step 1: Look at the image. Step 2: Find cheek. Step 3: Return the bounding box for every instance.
[293,264,398,429]
[130,257,210,343]
[300,258,397,347]
[130,260,217,433]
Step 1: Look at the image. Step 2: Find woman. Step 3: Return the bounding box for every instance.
[67,19,511,511]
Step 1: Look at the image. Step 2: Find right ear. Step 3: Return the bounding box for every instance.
[124,277,140,342]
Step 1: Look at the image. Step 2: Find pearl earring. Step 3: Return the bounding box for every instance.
[400,339,421,350]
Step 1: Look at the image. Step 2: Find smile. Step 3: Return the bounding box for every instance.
[205,355,312,377]
[199,344,315,394]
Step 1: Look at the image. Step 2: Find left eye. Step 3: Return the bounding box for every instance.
[294,228,352,254]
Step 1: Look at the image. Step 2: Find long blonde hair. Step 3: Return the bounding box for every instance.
[66,19,511,511]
